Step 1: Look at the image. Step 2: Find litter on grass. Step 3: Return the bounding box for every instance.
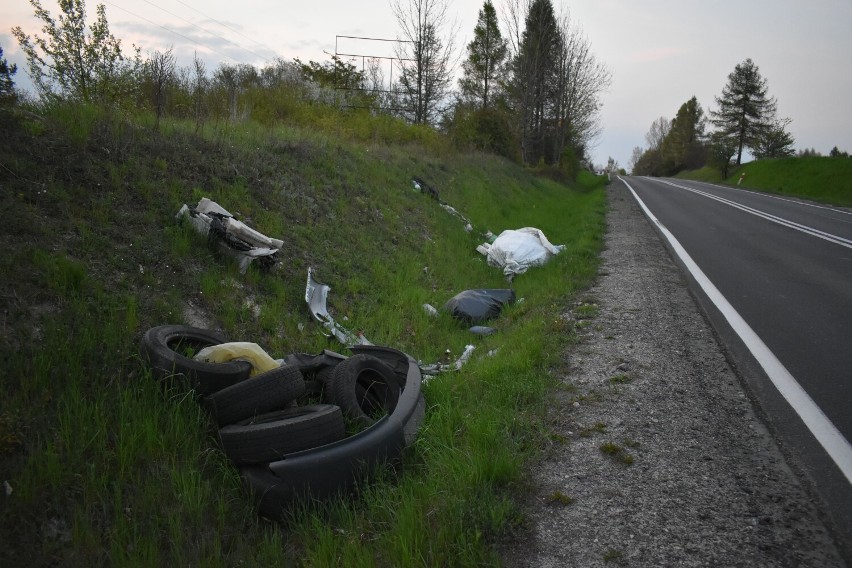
[443,289,516,324]
[305,268,373,346]
[305,268,478,374]
[177,197,282,274]
[477,227,565,277]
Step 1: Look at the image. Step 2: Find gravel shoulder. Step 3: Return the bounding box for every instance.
[499,180,848,567]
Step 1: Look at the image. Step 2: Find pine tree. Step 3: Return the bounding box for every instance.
[710,58,777,165]
[459,1,507,110]
[0,45,17,104]
[510,0,560,164]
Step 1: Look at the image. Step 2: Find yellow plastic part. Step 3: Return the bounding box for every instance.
[194,342,279,376]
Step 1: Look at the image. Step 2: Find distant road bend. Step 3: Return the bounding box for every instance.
[618,175,852,537]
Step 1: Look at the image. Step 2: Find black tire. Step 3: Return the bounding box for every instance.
[204,365,306,426]
[140,325,252,395]
[219,404,345,465]
[329,354,401,427]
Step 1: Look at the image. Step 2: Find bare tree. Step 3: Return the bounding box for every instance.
[146,47,175,130]
[391,0,457,125]
[645,116,671,152]
[629,146,644,173]
[551,9,611,164]
[191,52,208,134]
[214,63,258,122]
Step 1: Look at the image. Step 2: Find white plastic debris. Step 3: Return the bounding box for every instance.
[477,227,565,277]
[422,303,439,317]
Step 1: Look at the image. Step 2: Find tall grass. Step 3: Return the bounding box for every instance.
[0,100,606,566]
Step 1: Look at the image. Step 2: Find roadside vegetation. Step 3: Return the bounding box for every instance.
[625,55,851,207]
[676,157,852,207]
[1,2,609,565]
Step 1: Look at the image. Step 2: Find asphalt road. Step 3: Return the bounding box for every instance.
[619,175,852,542]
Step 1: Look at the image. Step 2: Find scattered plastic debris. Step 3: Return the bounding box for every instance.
[469,325,497,335]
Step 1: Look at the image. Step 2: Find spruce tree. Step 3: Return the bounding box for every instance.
[710,58,777,165]
[459,1,507,110]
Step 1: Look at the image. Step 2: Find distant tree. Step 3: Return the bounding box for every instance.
[662,96,706,172]
[191,52,208,134]
[550,11,610,166]
[392,0,457,125]
[644,116,671,152]
[508,0,560,164]
[296,55,364,91]
[214,63,258,121]
[798,148,821,158]
[0,45,17,105]
[146,47,175,130]
[752,117,795,159]
[710,58,777,165]
[632,147,662,176]
[628,146,644,173]
[12,0,140,103]
[829,146,849,158]
[459,1,507,110]
[708,131,738,178]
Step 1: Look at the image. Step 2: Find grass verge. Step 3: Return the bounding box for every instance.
[0,102,606,566]
[677,157,852,206]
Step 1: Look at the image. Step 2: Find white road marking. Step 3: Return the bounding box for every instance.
[654,179,852,249]
[682,179,852,217]
[620,176,852,485]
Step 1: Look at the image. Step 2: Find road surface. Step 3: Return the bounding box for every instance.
[620,175,852,547]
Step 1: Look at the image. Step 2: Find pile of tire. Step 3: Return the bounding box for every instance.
[140,325,425,519]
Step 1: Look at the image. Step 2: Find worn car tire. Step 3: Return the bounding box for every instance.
[329,354,401,427]
[204,364,306,426]
[140,325,252,395]
[218,404,345,465]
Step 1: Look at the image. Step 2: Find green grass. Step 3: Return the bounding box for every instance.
[0,101,606,566]
[678,156,852,206]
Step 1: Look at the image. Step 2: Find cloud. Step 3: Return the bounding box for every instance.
[628,47,684,63]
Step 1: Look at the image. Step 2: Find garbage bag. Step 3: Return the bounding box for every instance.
[443,289,516,324]
[477,227,565,277]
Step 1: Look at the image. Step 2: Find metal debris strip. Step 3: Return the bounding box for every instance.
[176,197,282,274]
[305,268,477,375]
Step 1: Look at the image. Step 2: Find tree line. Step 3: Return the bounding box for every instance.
[4,0,611,175]
[630,58,847,178]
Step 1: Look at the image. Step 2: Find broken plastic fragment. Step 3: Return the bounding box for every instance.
[305,268,372,346]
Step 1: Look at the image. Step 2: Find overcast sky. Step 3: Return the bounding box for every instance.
[3,0,851,168]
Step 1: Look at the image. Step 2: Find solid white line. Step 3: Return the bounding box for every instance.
[619,176,852,485]
[655,179,852,249]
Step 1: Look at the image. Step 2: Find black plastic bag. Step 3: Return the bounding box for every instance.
[443,289,516,324]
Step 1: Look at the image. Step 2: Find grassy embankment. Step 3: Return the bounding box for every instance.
[0,101,606,566]
[677,156,852,207]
